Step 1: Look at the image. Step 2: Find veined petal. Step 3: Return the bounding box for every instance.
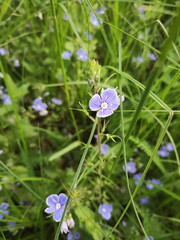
[46,194,59,207]
[102,211,111,220]
[89,94,102,111]
[53,208,63,222]
[101,89,118,104]
[44,206,56,214]
[97,108,113,118]
[108,97,120,111]
[59,193,68,206]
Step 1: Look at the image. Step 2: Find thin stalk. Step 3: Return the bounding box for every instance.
[109,9,180,177]
[105,113,173,239]
[54,117,97,240]
[49,0,80,141]
[118,42,149,239]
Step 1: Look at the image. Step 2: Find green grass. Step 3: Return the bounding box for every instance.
[0,0,180,239]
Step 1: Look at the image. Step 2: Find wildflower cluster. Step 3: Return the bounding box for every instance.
[0,86,12,105]
[158,143,174,158]
[62,48,88,61]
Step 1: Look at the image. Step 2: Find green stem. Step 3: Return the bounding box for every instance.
[54,118,97,240]
[109,9,180,177]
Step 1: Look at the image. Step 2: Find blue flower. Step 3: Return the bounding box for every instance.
[100,144,109,155]
[0,150,3,154]
[84,31,93,40]
[122,221,127,227]
[44,193,68,222]
[166,142,174,152]
[139,197,149,205]
[144,236,154,240]
[98,203,113,220]
[32,98,47,111]
[123,162,137,174]
[0,202,9,219]
[158,146,169,158]
[76,48,88,61]
[137,56,144,63]
[137,6,145,13]
[89,88,124,118]
[147,53,157,61]
[1,93,12,105]
[62,51,73,60]
[63,14,69,21]
[146,179,162,190]
[90,15,100,26]
[51,98,62,105]
[9,221,16,232]
[0,48,8,56]
[14,59,20,67]
[67,231,80,240]
[96,7,106,15]
[133,173,142,185]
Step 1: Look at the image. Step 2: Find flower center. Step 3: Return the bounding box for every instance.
[101,102,108,109]
[102,208,107,213]
[56,203,61,210]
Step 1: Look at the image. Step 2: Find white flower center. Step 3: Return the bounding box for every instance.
[56,203,61,210]
[101,102,108,109]
[102,208,107,213]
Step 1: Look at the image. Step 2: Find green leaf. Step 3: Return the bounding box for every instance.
[49,141,81,161]
[74,205,103,240]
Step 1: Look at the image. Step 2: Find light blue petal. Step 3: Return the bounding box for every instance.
[89,94,102,111]
[53,208,63,222]
[46,194,59,207]
[97,108,113,118]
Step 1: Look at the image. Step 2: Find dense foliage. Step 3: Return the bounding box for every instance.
[0,0,180,239]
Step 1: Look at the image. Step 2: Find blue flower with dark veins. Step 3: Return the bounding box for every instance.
[98,203,113,220]
[44,193,68,222]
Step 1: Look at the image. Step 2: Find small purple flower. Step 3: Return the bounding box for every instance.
[137,6,145,13]
[51,98,62,105]
[62,51,73,60]
[76,48,88,61]
[84,31,93,40]
[0,48,8,56]
[100,144,109,155]
[0,150,3,154]
[144,237,154,240]
[0,202,9,219]
[9,221,16,232]
[61,221,69,234]
[67,231,80,240]
[89,88,124,118]
[148,53,157,61]
[166,142,174,152]
[139,197,149,205]
[122,221,127,227]
[67,217,75,228]
[63,14,69,21]
[44,193,68,222]
[96,7,106,15]
[123,162,137,174]
[98,203,113,220]
[90,15,103,26]
[158,146,169,158]
[133,173,142,185]
[1,93,12,105]
[32,98,47,111]
[14,59,20,67]
[146,179,162,190]
[137,56,144,63]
